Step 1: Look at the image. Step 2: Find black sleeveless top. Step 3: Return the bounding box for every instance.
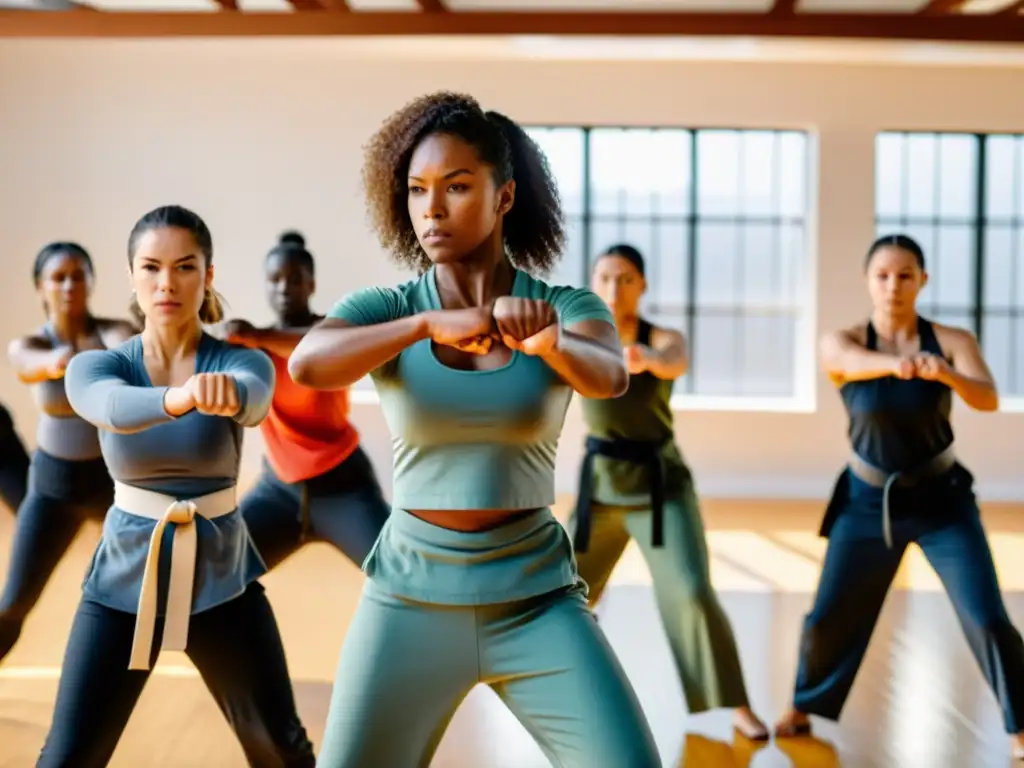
[579,319,687,504]
[839,317,954,472]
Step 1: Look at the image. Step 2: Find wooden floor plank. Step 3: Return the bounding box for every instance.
[2,501,1023,767]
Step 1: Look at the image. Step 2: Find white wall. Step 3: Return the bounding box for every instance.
[2,39,1023,501]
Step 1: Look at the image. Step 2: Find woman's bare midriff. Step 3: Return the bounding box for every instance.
[406,509,536,531]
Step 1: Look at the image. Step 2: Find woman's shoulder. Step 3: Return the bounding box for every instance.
[202,334,273,373]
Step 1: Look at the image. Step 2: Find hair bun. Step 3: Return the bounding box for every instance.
[278,230,306,248]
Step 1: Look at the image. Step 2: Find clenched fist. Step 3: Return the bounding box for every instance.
[424,306,496,355]
[163,373,241,418]
[911,351,950,382]
[493,297,559,356]
[891,356,916,380]
[623,345,650,375]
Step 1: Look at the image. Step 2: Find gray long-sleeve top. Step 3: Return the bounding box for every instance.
[64,333,273,616]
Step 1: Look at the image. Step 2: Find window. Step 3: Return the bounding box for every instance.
[875,132,1024,397]
[527,126,810,399]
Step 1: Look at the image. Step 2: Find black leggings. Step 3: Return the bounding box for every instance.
[240,446,390,571]
[0,405,29,514]
[0,450,112,663]
[38,582,315,768]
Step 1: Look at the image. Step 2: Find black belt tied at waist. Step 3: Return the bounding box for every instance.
[573,435,668,553]
[847,444,957,550]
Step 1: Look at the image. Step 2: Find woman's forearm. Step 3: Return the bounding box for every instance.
[9,342,70,384]
[244,328,309,359]
[541,331,628,399]
[821,333,901,383]
[289,315,429,389]
[943,368,999,411]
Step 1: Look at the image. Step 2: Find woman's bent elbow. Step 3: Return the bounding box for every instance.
[582,366,629,400]
[287,352,316,387]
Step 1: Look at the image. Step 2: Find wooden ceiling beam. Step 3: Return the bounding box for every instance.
[415,0,448,11]
[769,0,799,15]
[288,0,350,10]
[214,0,239,9]
[0,10,1021,41]
[918,0,969,14]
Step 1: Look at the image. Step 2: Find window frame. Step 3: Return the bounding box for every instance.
[526,122,815,411]
[875,130,1024,405]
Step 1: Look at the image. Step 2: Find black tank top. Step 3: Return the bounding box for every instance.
[839,317,954,472]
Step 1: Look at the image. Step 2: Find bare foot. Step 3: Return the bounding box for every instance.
[774,708,812,738]
[732,706,769,741]
[1012,732,1024,760]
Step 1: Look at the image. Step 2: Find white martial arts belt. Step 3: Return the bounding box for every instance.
[114,481,238,671]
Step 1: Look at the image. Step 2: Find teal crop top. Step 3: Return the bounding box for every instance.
[327,267,613,511]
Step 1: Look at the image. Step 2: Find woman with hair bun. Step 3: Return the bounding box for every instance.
[218,231,389,575]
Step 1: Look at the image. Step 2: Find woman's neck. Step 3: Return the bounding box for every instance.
[434,246,514,308]
[141,320,202,367]
[871,310,918,341]
[48,311,90,342]
[614,311,640,343]
[277,307,317,330]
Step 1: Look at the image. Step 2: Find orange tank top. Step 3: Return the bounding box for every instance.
[260,351,359,484]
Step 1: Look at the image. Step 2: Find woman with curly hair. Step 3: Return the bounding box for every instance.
[289,92,661,768]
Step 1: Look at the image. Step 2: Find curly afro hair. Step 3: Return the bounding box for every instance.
[361,91,565,275]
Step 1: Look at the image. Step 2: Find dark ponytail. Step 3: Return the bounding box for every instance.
[127,204,228,326]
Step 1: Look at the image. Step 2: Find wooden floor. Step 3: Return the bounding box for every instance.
[3,499,1024,767]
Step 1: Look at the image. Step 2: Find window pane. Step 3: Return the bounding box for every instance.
[695,222,740,307]
[589,128,690,217]
[779,222,806,305]
[985,135,1017,220]
[876,133,906,219]
[588,218,626,267]
[937,134,977,219]
[1016,226,1024,311]
[981,314,1014,395]
[983,225,1015,311]
[932,224,974,309]
[1013,318,1024,397]
[739,131,777,217]
[696,130,741,216]
[740,223,783,307]
[905,133,940,218]
[549,215,585,288]
[644,221,689,328]
[691,311,795,397]
[778,132,808,218]
[740,313,797,397]
[526,127,584,217]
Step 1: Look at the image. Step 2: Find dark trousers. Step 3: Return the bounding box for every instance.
[0,450,112,662]
[794,470,1024,733]
[0,405,29,514]
[240,447,390,571]
[37,582,315,768]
